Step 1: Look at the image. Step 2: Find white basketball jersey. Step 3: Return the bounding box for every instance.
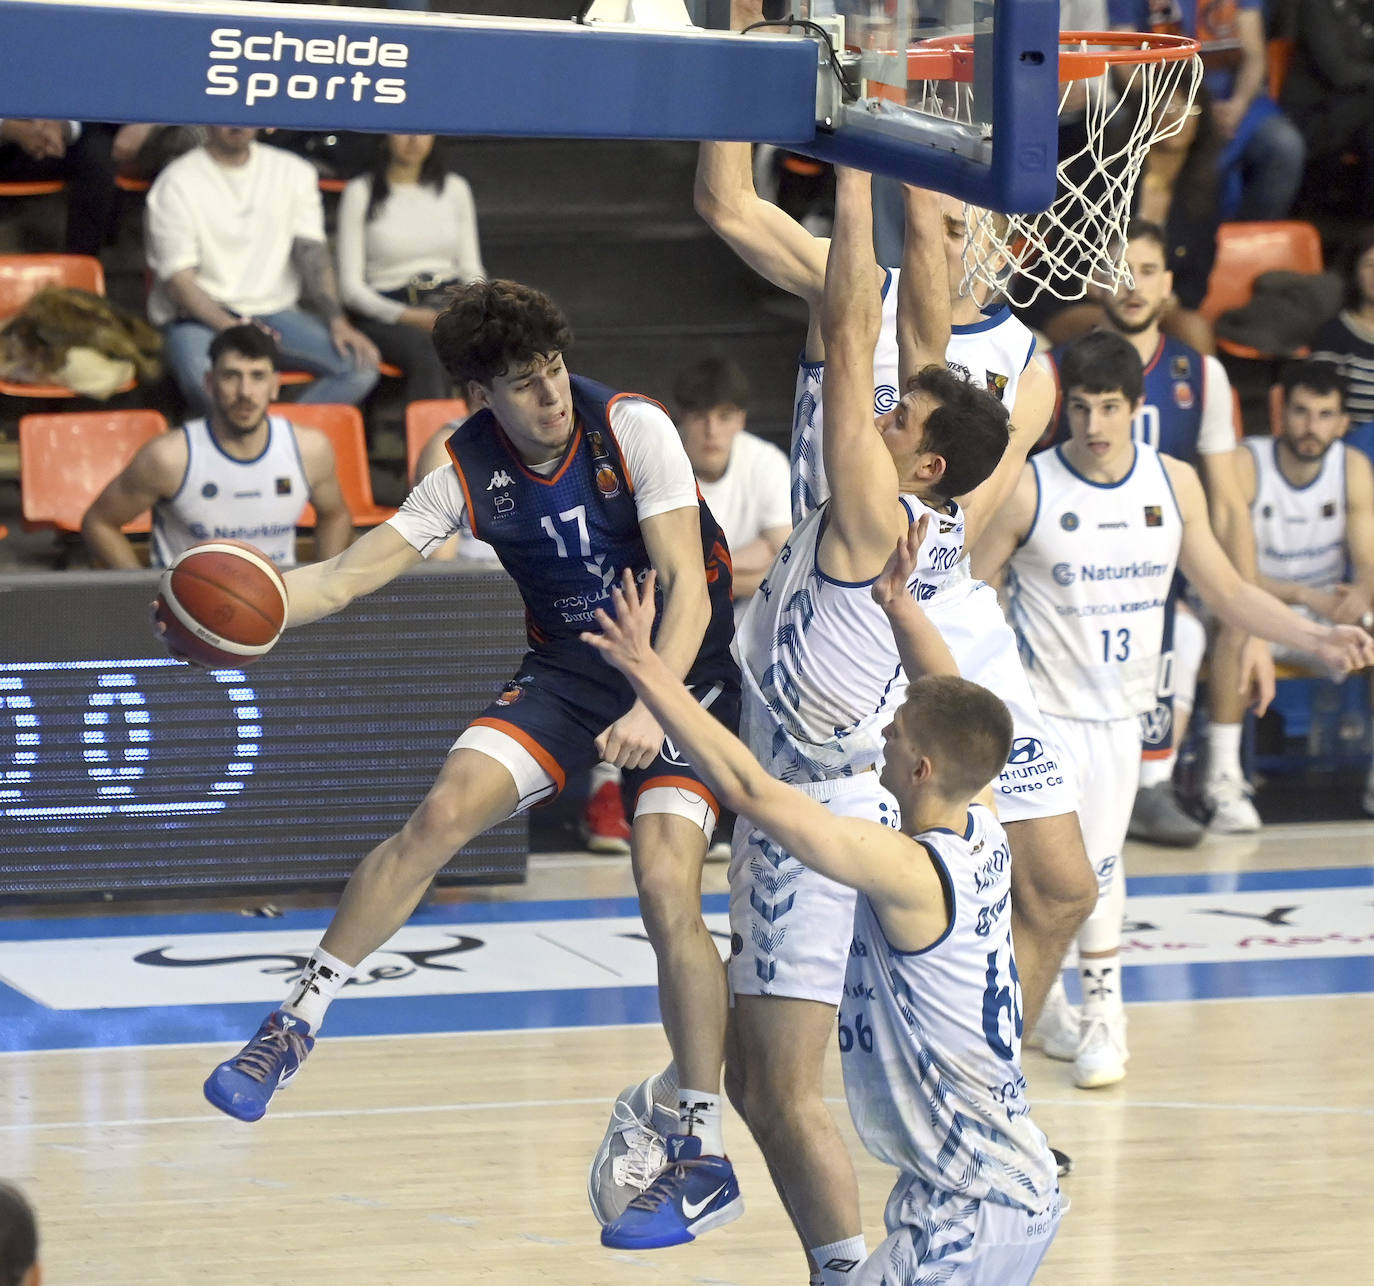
[839,805,1057,1211]
[790,270,1035,524]
[1007,444,1182,720]
[1247,437,1348,596]
[736,493,966,782]
[153,416,309,568]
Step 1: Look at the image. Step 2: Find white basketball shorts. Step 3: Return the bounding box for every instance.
[727,772,899,1006]
[936,580,1078,825]
[1042,713,1141,876]
[857,1174,1063,1286]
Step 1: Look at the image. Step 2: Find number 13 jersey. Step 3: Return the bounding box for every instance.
[1007,443,1183,721]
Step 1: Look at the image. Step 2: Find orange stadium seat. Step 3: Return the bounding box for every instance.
[0,253,138,398]
[0,179,65,198]
[267,402,396,527]
[405,397,469,483]
[1199,222,1324,360]
[19,409,168,533]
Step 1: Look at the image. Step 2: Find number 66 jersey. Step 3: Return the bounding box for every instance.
[1006,443,1183,721]
[839,804,1057,1212]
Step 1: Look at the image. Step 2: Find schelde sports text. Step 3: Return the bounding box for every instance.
[205,28,409,107]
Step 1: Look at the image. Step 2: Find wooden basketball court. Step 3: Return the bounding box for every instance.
[2,823,1370,1285]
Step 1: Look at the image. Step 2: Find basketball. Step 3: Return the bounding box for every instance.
[154,540,288,668]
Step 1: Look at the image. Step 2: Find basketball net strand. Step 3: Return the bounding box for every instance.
[916,42,1202,309]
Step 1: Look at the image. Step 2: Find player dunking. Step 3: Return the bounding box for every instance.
[599,167,1019,1275]
[199,280,746,1239]
[691,128,1095,1034]
[583,528,1063,1284]
[974,331,1374,1088]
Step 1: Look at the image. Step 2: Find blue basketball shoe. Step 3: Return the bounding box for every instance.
[599,1134,743,1249]
[204,1009,314,1122]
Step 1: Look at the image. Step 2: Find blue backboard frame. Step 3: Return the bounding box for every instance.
[0,0,1061,212]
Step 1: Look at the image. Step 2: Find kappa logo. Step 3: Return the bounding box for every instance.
[486,470,514,490]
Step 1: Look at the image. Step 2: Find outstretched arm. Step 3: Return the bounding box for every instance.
[1169,456,1374,673]
[582,571,936,915]
[870,515,960,679]
[818,167,906,578]
[895,185,953,389]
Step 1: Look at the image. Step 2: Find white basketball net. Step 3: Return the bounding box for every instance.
[914,38,1203,308]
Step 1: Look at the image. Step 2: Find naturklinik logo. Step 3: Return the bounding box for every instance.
[205,27,410,108]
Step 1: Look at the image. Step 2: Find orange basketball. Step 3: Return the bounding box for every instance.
[154,540,288,668]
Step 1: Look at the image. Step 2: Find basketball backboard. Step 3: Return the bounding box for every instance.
[0,0,1061,212]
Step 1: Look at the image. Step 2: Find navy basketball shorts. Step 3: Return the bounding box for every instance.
[453,650,741,832]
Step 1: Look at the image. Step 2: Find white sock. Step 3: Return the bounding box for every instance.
[282,946,353,1031]
[677,1088,724,1156]
[651,1063,679,1111]
[1206,722,1244,784]
[1079,956,1123,1021]
[1139,753,1175,788]
[589,760,622,789]
[812,1236,867,1285]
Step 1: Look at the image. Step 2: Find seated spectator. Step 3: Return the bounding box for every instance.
[1281,0,1374,218]
[81,324,353,569]
[145,126,379,418]
[1110,0,1304,220]
[1206,360,1374,826]
[1311,226,1374,424]
[0,1180,39,1286]
[336,133,483,405]
[672,355,790,610]
[0,118,116,255]
[111,123,204,183]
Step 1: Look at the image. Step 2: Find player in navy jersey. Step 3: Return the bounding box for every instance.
[1039,220,1270,851]
[199,280,746,1238]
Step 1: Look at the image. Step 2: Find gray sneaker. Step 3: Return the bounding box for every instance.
[587,1077,679,1226]
[1127,783,1204,847]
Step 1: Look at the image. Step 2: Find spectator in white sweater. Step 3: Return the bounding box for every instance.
[336,134,484,403]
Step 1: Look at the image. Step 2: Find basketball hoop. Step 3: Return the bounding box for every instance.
[905,31,1202,308]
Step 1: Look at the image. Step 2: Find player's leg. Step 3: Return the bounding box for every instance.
[1203,623,1262,832]
[203,744,523,1121]
[734,994,865,1284]
[599,683,743,1249]
[1053,717,1139,1088]
[1131,597,1206,846]
[204,666,583,1122]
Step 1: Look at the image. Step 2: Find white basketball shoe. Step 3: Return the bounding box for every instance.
[1027,976,1080,1063]
[1205,775,1261,833]
[1073,1014,1128,1089]
[587,1076,679,1226]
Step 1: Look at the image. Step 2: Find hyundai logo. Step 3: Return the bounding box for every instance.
[1008,737,1044,764]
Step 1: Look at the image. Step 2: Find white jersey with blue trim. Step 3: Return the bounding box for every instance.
[735,493,966,782]
[1007,443,1183,721]
[152,415,309,568]
[839,805,1057,1212]
[1247,436,1348,598]
[789,270,1036,526]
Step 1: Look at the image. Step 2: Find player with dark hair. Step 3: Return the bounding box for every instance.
[0,1181,39,1286]
[1041,218,1262,850]
[582,515,1063,1283]
[975,332,1374,1089]
[199,278,747,1245]
[82,321,353,570]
